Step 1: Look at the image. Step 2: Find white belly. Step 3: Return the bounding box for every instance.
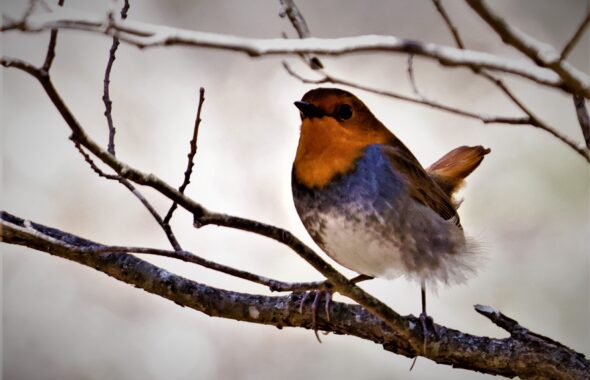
[319,210,405,279]
[303,203,478,287]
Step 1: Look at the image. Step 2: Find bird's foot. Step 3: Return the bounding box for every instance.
[410,312,440,371]
[297,281,334,343]
[419,311,439,343]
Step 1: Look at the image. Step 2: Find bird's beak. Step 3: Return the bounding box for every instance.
[294,101,324,119]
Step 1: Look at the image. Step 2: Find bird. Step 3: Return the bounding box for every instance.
[291,87,489,342]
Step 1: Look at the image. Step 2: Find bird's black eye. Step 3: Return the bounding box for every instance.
[337,104,353,120]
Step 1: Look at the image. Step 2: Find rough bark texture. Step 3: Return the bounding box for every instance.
[2,211,589,380]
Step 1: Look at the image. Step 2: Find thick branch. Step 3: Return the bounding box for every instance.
[2,5,576,94]
[2,211,589,379]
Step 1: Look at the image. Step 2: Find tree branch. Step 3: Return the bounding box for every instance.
[431,0,590,161]
[465,0,589,97]
[278,0,322,69]
[560,10,590,61]
[41,0,64,72]
[573,95,590,149]
[2,4,577,94]
[2,210,589,379]
[102,0,130,156]
[164,87,205,225]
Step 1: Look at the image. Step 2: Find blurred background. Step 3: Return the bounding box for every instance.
[2,0,589,379]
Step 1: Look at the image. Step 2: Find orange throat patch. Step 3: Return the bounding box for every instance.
[293,117,391,188]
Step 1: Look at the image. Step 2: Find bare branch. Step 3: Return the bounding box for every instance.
[430,1,590,161]
[560,10,590,61]
[4,5,575,94]
[164,87,205,225]
[3,211,589,379]
[406,55,426,99]
[284,62,528,125]
[278,0,322,69]
[573,95,590,149]
[465,0,590,97]
[73,138,320,292]
[73,140,183,250]
[41,0,64,72]
[432,0,464,49]
[103,0,130,155]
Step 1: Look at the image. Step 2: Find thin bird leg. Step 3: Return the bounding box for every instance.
[411,281,436,371]
[419,280,439,344]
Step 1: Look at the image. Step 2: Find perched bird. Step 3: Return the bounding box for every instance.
[291,87,489,335]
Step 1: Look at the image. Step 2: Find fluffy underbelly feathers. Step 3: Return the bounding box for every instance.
[292,145,477,286]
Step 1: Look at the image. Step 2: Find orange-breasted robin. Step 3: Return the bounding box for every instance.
[291,87,489,338]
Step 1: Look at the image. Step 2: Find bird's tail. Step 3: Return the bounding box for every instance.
[427,145,490,197]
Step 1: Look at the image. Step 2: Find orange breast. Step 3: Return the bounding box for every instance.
[294,118,391,188]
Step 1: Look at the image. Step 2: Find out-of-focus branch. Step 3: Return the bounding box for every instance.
[2,210,589,379]
[1,5,575,94]
[431,0,590,161]
[41,0,64,72]
[278,0,322,69]
[164,87,205,225]
[560,11,590,61]
[465,0,589,97]
[573,95,590,149]
[432,0,465,49]
[102,0,130,156]
[406,55,426,100]
[283,62,529,125]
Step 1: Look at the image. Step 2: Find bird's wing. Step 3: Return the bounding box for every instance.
[380,144,461,228]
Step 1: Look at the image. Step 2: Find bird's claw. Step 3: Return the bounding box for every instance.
[297,282,333,343]
[419,311,439,342]
[410,312,440,371]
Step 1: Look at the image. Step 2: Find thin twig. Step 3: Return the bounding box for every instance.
[283,61,529,125]
[164,87,205,224]
[432,0,464,49]
[573,95,590,149]
[73,140,320,292]
[74,140,182,250]
[79,245,324,292]
[41,0,64,72]
[406,55,425,99]
[278,0,322,69]
[102,0,130,155]
[560,10,590,61]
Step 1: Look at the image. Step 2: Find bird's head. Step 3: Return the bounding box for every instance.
[293,88,394,188]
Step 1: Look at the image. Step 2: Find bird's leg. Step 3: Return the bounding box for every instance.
[299,274,373,343]
[418,280,439,347]
[410,281,439,371]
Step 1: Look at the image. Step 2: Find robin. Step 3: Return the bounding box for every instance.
[291,87,489,341]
